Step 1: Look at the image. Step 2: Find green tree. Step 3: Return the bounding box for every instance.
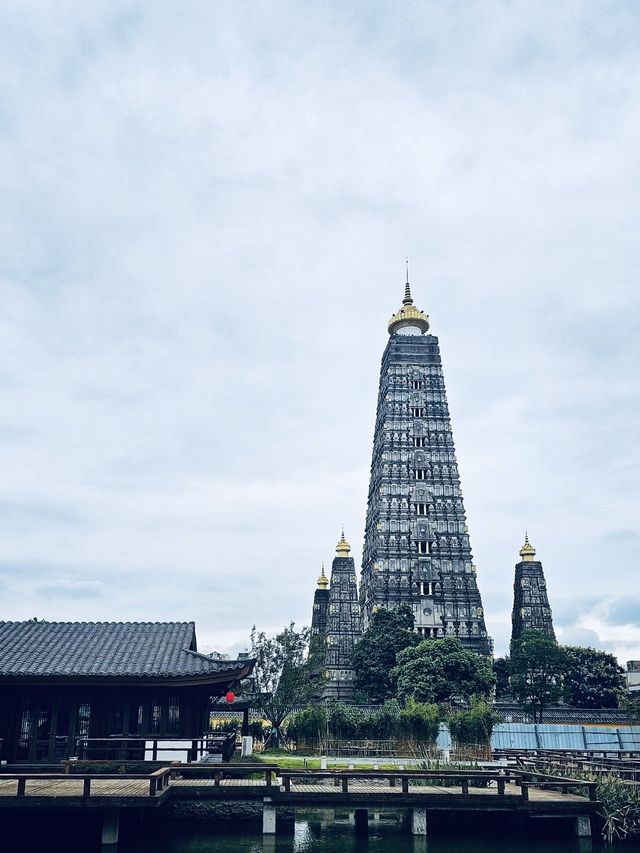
[493,656,511,699]
[622,694,640,725]
[510,631,567,723]
[352,605,420,702]
[563,646,625,708]
[392,637,496,704]
[249,622,317,746]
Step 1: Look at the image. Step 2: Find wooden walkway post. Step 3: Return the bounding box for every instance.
[355,809,368,836]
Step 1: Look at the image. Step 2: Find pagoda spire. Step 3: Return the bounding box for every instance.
[403,258,413,305]
[519,531,536,561]
[336,528,351,557]
[388,267,430,335]
[316,562,329,589]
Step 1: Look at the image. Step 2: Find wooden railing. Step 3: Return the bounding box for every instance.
[175,763,279,786]
[277,768,598,802]
[494,747,640,761]
[0,764,599,804]
[75,733,236,763]
[0,766,175,798]
[504,750,640,783]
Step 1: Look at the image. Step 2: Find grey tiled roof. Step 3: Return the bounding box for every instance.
[0,621,249,679]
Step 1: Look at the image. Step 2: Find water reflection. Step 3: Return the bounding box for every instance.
[107,810,620,853]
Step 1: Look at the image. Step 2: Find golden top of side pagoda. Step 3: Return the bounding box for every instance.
[519,532,536,561]
[336,529,351,557]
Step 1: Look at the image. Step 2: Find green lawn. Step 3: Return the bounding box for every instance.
[252,752,410,771]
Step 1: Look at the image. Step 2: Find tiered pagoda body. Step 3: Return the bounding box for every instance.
[310,565,329,641]
[359,279,491,655]
[510,535,555,649]
[322,532,361,701]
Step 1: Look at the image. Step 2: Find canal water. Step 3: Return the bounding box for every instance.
[113,812,640,853]
[8,809,640,852]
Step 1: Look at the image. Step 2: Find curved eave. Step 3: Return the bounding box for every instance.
[0,662,255,689]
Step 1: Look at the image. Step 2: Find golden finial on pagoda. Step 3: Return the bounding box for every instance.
[317,563,329,589]
[519,531,536,561]
[336,527,351,557]
[388,266,430,335]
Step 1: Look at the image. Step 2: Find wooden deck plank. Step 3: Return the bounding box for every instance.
[0,772,592,810]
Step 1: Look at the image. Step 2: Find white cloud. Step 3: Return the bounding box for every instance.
[0,1,639,661]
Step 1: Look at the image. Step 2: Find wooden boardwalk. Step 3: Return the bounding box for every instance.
[0,770,593,814]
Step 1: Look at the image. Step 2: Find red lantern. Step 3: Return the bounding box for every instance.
[225,690,235,704]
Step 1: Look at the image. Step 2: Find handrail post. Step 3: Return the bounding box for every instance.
[521,782,529,802]
[497,778,505,796]
[17,778,26,796]
[341,775,349,794]
[401,777,409,794]
[461,779,469,794]
[149,777,157,796]
[284,776,291,793]
[83,778,91,797]
[265,770,272,788]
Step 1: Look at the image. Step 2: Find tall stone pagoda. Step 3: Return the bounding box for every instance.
[322,531,362,701]
[310,564,329,641]
[359,275,491,655]
[510,533,555,649]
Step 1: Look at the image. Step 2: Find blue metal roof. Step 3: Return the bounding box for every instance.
[438,722,640,752]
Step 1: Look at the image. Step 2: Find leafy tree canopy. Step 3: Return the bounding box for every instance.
[249,622,316,741]
[352,605,419,702]
[563,646,625,709]
[392,636,495,705]
[622,694,640,725]
[510,631,567,723]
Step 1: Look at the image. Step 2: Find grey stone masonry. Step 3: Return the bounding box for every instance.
[322,532,362,701]
[310,566,329,640]
[359,282,491,655]
[510,535,555,648]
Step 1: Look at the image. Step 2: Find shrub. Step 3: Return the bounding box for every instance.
[397,699,440,743]
[447,701,499,746]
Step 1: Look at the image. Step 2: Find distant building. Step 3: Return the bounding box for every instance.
[626,661,640,694]
[321,531,361,702]
[510,534,556,649]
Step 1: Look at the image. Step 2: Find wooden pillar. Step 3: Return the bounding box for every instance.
[101,809,120,846]
[354,809,368,836]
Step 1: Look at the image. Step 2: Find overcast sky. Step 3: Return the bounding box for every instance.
[1,1,639,664]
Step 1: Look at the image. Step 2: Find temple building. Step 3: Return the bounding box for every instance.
[359,277,491,655]
[321,531,361,702]
[310,564,329,640]
[510,534,556,649]
[0,620,254,763]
